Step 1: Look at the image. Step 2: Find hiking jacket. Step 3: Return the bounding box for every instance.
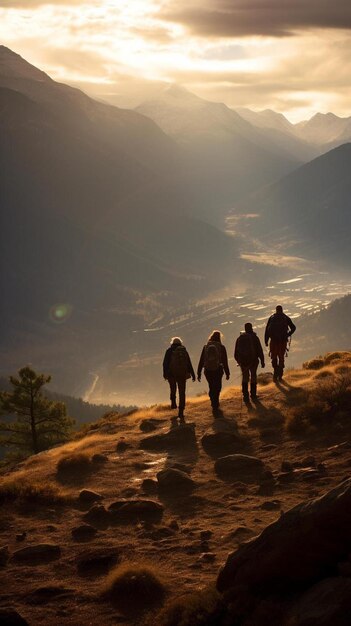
[234,331,264,366]
[163,345,195,379]
[264,312,296,345]
[197,342,230,378]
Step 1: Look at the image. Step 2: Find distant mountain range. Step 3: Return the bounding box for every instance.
[235,143,351,265]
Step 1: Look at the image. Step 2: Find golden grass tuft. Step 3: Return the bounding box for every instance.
[0,477,68,505]
[56,452,99,483]
[102,562,166,614]
[148,588,220,626]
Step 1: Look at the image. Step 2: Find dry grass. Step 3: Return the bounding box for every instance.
[102,562,166,615]
[56,452,97,482]
[149,588,220,626]
[0,477,68,505]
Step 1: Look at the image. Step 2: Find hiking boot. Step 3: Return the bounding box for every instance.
[242,382,249,402]
[170,416,178,428]
[273,367,279,382]
[278,366,284,381]
[179,416,186,424]
[170,402,177,409]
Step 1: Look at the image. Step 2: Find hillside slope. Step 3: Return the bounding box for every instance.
[1,354,350,624]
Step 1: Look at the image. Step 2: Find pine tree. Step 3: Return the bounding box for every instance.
[0,366,73,455]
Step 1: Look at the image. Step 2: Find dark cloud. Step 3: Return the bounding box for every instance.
[160,0,351,38]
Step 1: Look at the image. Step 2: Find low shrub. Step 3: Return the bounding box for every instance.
[56,452,95,482]
[303,357,325,370]
[103,562,166,614]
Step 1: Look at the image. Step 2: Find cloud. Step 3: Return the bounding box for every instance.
[160,0,351,38]
[0,1,86,6]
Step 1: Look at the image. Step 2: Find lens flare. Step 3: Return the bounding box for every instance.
[49,303,72,324]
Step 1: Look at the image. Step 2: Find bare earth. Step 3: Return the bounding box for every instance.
[0,358,350,625]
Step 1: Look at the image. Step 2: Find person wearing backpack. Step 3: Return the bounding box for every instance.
[163,337,195,423]
[234,322,265,401]
[197,330,230,411]
[264,305,296,381]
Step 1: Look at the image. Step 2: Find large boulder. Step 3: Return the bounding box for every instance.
[215,454,266,481]
[0,609,29,625]
[12,544,61,565]
[108,499,164,523]
[139,424,196,451]
[217,478,351,594]
[201,432,243,458]
[286,577,351,626]
[157,468,196,495]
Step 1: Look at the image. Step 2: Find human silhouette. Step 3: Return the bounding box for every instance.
[197,330,230,412]
[163,337,195,423]
[264,305,296,381]
[234,322,265,401]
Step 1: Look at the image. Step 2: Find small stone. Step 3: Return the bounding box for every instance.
[12,544,61,565]
[169,520,179,531]
[281,461,293,472]
[15,532,26,542]
[79,490,103,504]
[83,505,111,529]
[157,468,196,495]
[77,548,119,577]
[200,530,213,541]
[140,419,159,433]
[116,438,131,453]
[302,456,316,468]
[141,479,158,495]
[260,500,281,511]
[92,453,108,465]
[71,524,98,542]
[198,552,216,563]
[0,546,10,566]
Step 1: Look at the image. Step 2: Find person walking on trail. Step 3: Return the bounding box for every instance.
[163,337,195,423]
[234,322,265,402]
[197,330,230,412]
[264,305,296,382]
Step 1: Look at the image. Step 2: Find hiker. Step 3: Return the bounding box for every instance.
[264,305,296,381]
[163,337,195,423]
[234,322,265,401]
[197,330,230,411]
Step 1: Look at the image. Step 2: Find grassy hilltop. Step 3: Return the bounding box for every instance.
[0,352,351,625]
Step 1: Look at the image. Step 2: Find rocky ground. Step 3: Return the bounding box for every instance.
[0,354,351,625]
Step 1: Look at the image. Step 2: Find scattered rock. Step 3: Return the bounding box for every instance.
[215,454,266,482]
[229,526,255,541]
[78,489,103,505]
[140,418,160,433]
[83,504,111,529]
[198,552,216,563]
[281,460,293,472]
[0,545,10,566]
[71,524,98,542]
[170,462,191,474]
[15,532,26,542]
[77,548,120,577]
[169,520,179,531]
[121,487,138,497]
[157,468,196,495]
[0,608,29,625]
[139,424,196,451]
[116,438,131,453]
[26,585,75,605]
[149,527,175,541]
[12,544,61,565]
[201,431,243,458]
[92,453,108,465]
[302,456,317,468]
[141,479,158,495]
[260,500,281,511]
[217,478,351,594]
[108,499,164,523]
[200,530,213,541]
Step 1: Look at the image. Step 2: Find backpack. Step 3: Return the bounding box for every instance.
[169,346,189,379]
[204,342,221,371]
[236,333,256,366]
[267,313,289,341]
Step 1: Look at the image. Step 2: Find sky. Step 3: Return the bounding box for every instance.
[1,0,351,121]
